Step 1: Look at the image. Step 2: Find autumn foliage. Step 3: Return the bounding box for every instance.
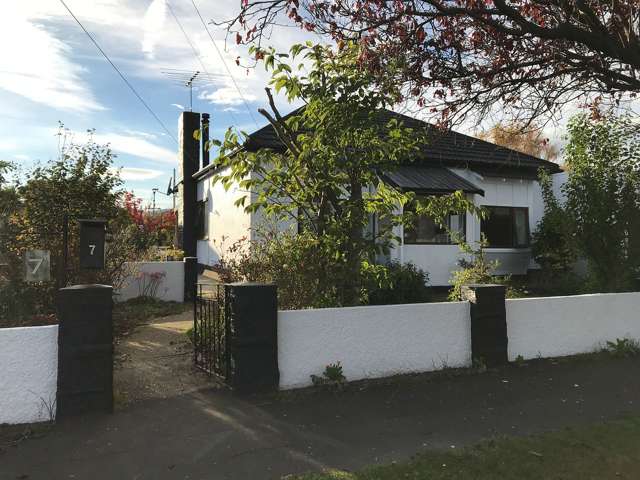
[477,123,559,161]
[123,191,176,246]
[226,0,640,126]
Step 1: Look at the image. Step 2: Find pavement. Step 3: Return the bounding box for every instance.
[2,330,640,479]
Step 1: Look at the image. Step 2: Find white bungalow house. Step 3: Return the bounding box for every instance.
[176,110,563,286]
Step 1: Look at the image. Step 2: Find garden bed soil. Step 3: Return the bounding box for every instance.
[0,313,57,329]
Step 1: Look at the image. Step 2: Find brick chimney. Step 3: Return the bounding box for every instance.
[176,111,199,258]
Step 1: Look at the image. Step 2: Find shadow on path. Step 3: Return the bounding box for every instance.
[2,351,640,479]
[113,309,220,406]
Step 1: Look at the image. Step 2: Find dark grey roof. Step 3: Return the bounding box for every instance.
[381,166,484,196]
[243,108,562,175]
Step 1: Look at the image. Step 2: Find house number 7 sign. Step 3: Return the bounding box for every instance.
[24,249,51,282]
[79,219,107,269]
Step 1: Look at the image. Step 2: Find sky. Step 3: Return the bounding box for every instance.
[0,0,312,209]
[4,1,627,211]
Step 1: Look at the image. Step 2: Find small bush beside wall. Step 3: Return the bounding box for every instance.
[365,261,430,305]
[214,233,433,309]
[0,281,57,328]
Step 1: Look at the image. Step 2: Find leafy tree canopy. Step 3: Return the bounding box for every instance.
[3,128,151,295]
[210,43,480,305]
[225,0,640,126]
[562,112,640,291]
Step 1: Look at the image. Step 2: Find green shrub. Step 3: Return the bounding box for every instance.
[563,114,640,292]
[365,260,430,305]
[0,280,57,328]
[532,169,578,276]
[449,237,499,301]
[605,338,640,358]
[311,361,346,387]
[213,230,343,309]
[525,269,586,296]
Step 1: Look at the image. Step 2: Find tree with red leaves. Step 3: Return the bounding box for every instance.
[123,191,176,246]
[223,0,640,126]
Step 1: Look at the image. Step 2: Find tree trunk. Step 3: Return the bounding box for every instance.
[342,175,364,306]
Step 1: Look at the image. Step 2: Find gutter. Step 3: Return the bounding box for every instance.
[192,144,247,181]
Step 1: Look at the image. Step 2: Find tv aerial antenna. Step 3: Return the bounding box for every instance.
[161,68,227,111]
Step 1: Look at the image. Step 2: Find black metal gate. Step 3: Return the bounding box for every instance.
[193,284,230,379]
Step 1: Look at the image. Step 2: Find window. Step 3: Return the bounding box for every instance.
[481,206,529,248]
[403,198,466,245]
[195,200,208,240]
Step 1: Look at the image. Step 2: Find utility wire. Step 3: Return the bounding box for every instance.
[58,0,178,144]
[190,0,260,128]
[166,0,241,126]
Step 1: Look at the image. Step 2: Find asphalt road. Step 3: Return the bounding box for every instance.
[2,354,640,480]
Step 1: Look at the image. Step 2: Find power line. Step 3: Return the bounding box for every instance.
[166,0,242,126]
[58,0,178,144]
[189,0,260,128]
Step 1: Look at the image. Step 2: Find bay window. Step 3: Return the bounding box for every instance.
[481,206,529,248]
[403,198,466,245]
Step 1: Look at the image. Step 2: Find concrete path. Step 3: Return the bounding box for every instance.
[113,309,218,406]
[2,354,640,479]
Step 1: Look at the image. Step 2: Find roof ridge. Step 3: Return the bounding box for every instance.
[241,106,561,173]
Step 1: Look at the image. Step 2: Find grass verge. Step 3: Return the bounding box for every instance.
[290,416,640,480]
[113,297,190,339]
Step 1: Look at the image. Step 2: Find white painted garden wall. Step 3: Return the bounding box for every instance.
[278,301,471,389]
[117,261,185,302]
[0,325,59,425]
[507,292,640,361]
[277,291,640,390]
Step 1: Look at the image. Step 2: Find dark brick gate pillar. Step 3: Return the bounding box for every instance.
[56,284,113,418]
[226,282,279,393]
[461,284,508,367]
[184,256,197,302]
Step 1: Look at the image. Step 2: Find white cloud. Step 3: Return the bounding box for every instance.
[123,129,158,139]
[0,5,105,112]
[199,86,257,106]
[142,0,168,59]
[171,103,185,110]
[90,132,176,164]
[115,166,165,181]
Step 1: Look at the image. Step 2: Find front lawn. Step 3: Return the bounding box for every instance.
[292,416,640,480]
[113,297,190,339]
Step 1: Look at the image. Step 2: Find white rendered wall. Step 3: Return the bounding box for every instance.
[117,261,185,302]
[278,301,471,389]
[507,292,640,361]
[196,169,252,267]
[0,325,59,424]
[399,244,464,286]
